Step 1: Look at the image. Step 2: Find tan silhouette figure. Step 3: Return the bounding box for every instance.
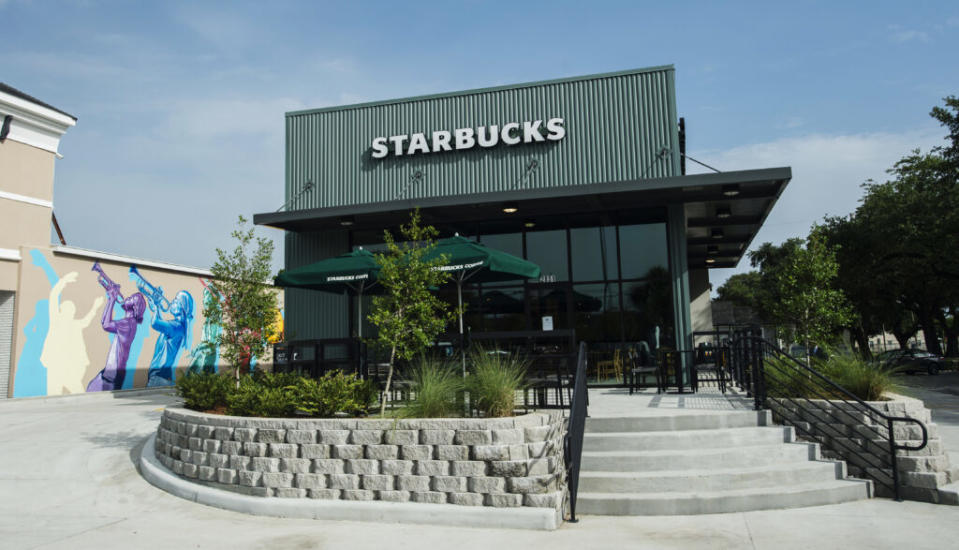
[41,272,104,394]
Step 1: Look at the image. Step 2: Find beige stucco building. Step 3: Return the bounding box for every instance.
[0,84,262,398]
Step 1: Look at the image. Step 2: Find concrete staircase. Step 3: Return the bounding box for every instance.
[576,410,872,515]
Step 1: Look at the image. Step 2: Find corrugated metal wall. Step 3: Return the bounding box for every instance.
[284,231,349,340]
[285,66,679,210]
[0,291,13,399]
[284,66,681,342]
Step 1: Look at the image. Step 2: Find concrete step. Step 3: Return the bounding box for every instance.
[579,461,845,493]
[576,479,872,516]
[581,442,819,472]
[585,410,772,433]
[583,426,794,452]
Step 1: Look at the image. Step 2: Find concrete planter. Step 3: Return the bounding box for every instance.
[769,393,958,503]
[154,408,567,513]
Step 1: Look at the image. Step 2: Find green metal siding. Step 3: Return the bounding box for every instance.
[284,230,350,340]
[285,66,679,211]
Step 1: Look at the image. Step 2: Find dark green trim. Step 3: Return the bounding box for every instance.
[285,65,676,118]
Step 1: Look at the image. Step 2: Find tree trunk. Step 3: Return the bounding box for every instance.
[852,325,872,360]
[892,331,911,350]
[918,309,942,354]
[379,346,397,417]
[938,308,959,357]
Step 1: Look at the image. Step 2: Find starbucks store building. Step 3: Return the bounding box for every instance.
[254,65,790,383]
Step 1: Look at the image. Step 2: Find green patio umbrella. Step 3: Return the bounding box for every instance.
[274,248,380,337]
[425,235,541,375]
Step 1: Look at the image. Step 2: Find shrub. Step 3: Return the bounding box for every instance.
[289,371,376,417]
[815,352,899,402]
[466,350,528,418]
[226,375,297,417]
[175,371,233,411]
[403,357,464,418]
[763,351,899,402]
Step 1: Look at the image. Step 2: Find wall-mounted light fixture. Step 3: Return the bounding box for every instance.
[722,184,740,197]
[502,202,519,214]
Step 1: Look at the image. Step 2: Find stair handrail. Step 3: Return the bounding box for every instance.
[563,341,588,523]
[733,332,928,500]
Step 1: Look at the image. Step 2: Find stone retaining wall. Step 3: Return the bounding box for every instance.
[770,394,958,503]
[154,408,566,511]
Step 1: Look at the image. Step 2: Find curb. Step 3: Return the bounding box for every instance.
[0,387,176,406]
[138,433,561,530]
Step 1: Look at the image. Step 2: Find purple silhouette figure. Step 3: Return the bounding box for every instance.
[86,287,146,392]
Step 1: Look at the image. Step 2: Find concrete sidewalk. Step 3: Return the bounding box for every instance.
[1,391,957,549]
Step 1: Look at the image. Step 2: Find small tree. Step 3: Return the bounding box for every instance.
[368,210,453,416]
[205,216,279,387]
[773,229,853,363]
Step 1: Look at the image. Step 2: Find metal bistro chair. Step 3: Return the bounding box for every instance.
[627,345,659,394]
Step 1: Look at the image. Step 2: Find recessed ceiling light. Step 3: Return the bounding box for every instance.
[711,228,724,239]
[339,216,355,226]
[722,184,740,197]
[524,220,535,228]
[705,258,716,264]
[502,202,519,214]
[716,206,732,219]
[707,245,719,255]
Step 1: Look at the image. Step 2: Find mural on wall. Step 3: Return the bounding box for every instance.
[10,249,284,397]
[42,272,104,395]
[85,262,146,392]
[12,250,59,397]
[188,279,221,375]
[130,266,195,387]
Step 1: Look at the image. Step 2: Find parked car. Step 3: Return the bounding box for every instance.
[878,349,945,375]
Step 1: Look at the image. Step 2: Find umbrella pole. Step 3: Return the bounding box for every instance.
[357,287,363,339]
[458,276,466,378]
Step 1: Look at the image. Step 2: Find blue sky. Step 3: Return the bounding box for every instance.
[3,1,958,290]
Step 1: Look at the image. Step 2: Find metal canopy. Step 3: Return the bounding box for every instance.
[254,167,791,270]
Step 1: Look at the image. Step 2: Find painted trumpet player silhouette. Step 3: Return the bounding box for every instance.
[86,262,146,392]
[131,266,194,387]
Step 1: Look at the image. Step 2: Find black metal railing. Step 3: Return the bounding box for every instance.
[729,329,928,500]
[563,341,588,522]
[273,338,368,379]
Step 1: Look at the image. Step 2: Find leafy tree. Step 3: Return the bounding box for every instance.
[770,229,853,361]
[930,95,959,165]
[368,210,453,416]
[205,216,279,387]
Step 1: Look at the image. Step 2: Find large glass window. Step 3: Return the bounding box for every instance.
[525,229,569,282]
[619,223,668,280]
[570,226,618,281]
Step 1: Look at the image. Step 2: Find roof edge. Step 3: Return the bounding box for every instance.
[285,64,676,118]
[254,166,792,228]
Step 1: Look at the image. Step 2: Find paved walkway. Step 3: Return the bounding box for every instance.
[587,386,753,417]
[0,390,957,549]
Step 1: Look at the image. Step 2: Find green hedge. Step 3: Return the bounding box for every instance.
[174,370,377,418]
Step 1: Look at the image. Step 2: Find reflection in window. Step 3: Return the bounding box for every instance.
[572,283,622,344]
[526,230,568,282]
[570,226,618,281]
[479,232,523,260]
[619,223,668,280]
[622,267,674,355]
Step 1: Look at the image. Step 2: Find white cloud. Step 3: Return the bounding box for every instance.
[695,126,945,293]
[888,24,930,43]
